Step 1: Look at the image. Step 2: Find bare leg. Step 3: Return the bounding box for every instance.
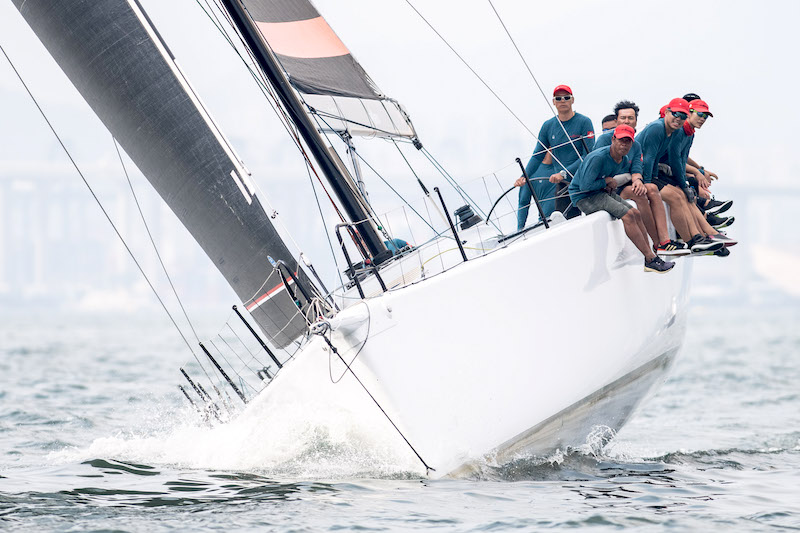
[645,184,671,242]
[692,204,718,236]
[668,186,702,237]
[660,185,695,240]
[621,208,656,260]
[621,187,661,245]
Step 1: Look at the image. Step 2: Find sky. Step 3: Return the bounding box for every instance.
[1,0,799,318]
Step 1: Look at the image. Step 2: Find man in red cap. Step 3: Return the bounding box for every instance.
[682,98,733,225]
[568,124,674,273]
[654,99,737,253]
[514,84,595,229]
[635,98,721,254]
[593,100,687,256]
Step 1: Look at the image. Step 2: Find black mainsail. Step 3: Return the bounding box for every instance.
[13,0,313,348]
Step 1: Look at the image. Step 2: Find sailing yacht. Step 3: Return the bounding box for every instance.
[12,0,691,477]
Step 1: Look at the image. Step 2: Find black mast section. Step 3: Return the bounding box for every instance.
[220,0,390,263]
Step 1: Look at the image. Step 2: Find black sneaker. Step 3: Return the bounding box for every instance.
[644,256,675,273]
[709,233,738,247]
[655,240,691,256]
[714,247,731,257]
[689,235,724,254]
[707,213,734,229]
[706,198,733,215]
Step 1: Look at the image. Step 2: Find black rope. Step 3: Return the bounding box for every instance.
[321,333,434,474]
[391,139,430,196]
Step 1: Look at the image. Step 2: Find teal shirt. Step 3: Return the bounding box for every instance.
[524,113,595,180]
[593,131,644,175]
[568,146,630,203]
[635,118,672,183]
[659,123,695,188]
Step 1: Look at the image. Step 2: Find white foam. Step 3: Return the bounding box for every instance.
[49,351,425,479]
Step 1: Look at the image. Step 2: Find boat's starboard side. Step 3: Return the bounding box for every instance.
[329,211,692,476]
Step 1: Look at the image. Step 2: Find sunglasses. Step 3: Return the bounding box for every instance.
[669,110,688,120]
[554,95,573,102]
[693,111,710,119]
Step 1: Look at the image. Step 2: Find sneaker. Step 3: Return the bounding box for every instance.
[644,256,675,273]
[689,235,724,254]
[714,247,731,257]
[655,240,692,256]
[709,233,738,247]
[705,198,733,215]
[707,213,734,229]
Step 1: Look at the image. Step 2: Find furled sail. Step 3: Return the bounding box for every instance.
[242,0,417,139]
[14,0,315,348]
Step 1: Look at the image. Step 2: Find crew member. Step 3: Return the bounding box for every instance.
[514,84,595,229]
[569,124,674,273]
[601,114,617,132]
[655,99,736,253]
[636,98,720,254]
[594,101,687,256]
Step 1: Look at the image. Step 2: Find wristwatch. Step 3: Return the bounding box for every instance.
[559,170,567,178]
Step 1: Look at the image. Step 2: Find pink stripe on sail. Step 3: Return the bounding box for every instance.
[256,17,349,59]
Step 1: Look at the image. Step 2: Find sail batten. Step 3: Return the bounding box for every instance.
[14,0,313,348]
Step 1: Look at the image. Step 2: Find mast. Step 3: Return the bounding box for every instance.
[220,0,390,264]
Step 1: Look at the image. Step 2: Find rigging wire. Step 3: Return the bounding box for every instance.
[419,146,498,228]
[351,150,438,236]
[310,111,434,258]
[304,161,347,293]
[0,43,216,384]
[486,0,585,165]
[195,0,359,308]
[403,1,576,178]
[112,137,202,346]
[197,0,348,250]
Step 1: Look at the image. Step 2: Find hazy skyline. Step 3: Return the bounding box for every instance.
[1,0,798,318]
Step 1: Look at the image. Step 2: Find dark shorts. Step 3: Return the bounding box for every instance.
[576,191,631,220]
[616,181,632,195]
[652,174,679,190]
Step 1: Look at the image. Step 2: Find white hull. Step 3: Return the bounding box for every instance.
[256,212,691,478]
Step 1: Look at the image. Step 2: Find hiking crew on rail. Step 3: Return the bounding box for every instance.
[514,85,737,273]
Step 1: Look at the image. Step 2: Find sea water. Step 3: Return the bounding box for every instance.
[1,303,799,532]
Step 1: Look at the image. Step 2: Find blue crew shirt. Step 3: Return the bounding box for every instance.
[524,113,595,179]
[593,131,644,175]
[658,123,695,188]
[568,146,630,204]
[635,118,673,183]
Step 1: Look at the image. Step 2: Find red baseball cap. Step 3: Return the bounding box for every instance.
[613,124,636,140]
[553,84,572,95]
[689,99,713,117]
[666,97,690,115]
[659,105,667,118]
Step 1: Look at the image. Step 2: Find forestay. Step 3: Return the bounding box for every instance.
[242,0,417,139]
[14,0,315,349]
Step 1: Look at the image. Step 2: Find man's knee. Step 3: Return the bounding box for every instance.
[660,186,681,204]
[622,207,639,222]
